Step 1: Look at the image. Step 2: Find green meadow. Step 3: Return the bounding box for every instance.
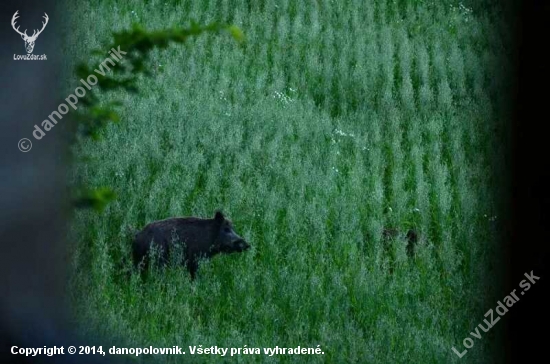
[64,0,513,362]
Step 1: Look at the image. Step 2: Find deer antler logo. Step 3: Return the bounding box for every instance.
[11,11,49,54]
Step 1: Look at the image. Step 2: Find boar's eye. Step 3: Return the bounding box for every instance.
[224,227,231,233]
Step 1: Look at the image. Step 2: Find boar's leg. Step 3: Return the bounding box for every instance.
[187,260,198,281]
[406,229,418,257]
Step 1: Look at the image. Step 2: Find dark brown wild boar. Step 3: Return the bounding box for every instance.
[133,211,250,279]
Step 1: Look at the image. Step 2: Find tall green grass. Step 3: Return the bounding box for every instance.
[64,0,512,362]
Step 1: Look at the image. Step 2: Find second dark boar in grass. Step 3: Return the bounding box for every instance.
[133,211,250,279]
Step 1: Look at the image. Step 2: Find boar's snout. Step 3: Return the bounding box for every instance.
[217,220,251,253]
[228,234,250,253]
[235,239,250,252]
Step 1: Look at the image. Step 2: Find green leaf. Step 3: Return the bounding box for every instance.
[227,25,245,42]
[74,187,116,211]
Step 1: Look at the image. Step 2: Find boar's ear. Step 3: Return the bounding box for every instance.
[214,210,225,223]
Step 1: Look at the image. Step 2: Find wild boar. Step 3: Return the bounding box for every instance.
[133,211,250,279]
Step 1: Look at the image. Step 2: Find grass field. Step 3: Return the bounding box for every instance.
[64,0,513,362]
